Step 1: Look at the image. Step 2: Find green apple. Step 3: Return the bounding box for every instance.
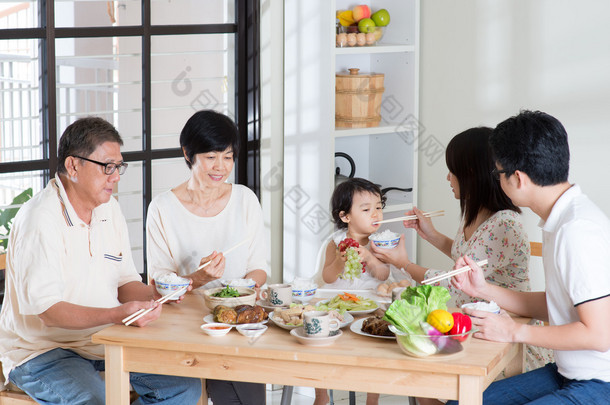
[371,9,390,27]
[358,18,376,33]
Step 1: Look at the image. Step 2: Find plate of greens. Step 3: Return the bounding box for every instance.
[316,293,378,315]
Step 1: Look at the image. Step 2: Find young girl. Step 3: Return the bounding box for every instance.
[314,178,392,405]
[322,177,391,289]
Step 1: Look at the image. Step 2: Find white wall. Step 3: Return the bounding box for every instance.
[260,0,285,284]
[418,0,610,290]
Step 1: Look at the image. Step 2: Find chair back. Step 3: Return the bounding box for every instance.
[312,233,335,287]
[530,242,542,258]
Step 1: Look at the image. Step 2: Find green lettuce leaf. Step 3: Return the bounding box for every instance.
[383,285,452,335]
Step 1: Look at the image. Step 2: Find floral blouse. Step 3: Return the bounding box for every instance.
[423,210,552,370]
[424,209,531,307]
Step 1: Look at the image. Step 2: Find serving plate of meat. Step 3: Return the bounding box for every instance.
[204,304,268,325]
[349,316,395,340]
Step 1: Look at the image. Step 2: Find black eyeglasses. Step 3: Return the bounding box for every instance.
[71,155,128,175]
[491,168,510,180]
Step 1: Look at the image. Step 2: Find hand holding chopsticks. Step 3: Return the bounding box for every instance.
[123,238,250,326]
[373,210,444,225]
[195,237,249,271]
[122,286,187,326]
[421,259,488,285]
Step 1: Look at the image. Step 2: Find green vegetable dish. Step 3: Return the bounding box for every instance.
[315,294,377,313]
[211,286,240,298]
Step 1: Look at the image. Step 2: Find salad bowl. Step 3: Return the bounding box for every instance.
[389,324,475,358]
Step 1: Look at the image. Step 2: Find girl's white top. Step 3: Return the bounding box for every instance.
[146,184,269,289]
[319,230,402,290]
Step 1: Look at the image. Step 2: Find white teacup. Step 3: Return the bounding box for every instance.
[260,283,292,307]
[303,311,340,337]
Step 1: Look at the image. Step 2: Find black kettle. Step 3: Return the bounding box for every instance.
[334,152,413,195]
[335,152,356,187]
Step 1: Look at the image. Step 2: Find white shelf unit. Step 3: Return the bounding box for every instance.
[281,0,419,285]
[332,0,420,253]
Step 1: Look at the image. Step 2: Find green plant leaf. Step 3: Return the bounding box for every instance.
[0,188,33,249]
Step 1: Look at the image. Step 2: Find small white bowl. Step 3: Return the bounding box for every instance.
[221,278,256,289]
[236,324,268,338]
[200,323,232,337]
[292,284,318,303]
[154,277,190,300]
[461,301,501,314]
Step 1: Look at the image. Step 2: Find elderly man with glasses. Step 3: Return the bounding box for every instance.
[0,117,201,404]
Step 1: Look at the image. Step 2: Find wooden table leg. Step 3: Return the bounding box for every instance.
[105,345,130,405]
[458,375,483,405]
[503,343,525,378]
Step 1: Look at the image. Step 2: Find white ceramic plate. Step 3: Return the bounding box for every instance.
[290,327,343,346]
[349,317,395,340]
[203,314,268,325]
[268,311,354,330]
[255,299,290,312]
[316,299,379,315]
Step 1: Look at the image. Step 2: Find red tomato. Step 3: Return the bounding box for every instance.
[448,312,472,342]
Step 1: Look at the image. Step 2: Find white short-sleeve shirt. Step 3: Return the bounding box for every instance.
[541,184,610,382]
[317,230,395,290]
[146,184,269,288]
[0,174,142,381]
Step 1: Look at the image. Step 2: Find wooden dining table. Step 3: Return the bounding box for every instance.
[92,291,525,405]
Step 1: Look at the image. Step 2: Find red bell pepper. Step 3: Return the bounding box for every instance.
[447,312,472,342]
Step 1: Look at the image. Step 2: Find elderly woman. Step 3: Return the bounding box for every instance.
[146,110,269,404]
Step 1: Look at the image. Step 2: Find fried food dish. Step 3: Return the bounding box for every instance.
[213,304,268,324]
[361,315,394,337]
[214,305,238,324]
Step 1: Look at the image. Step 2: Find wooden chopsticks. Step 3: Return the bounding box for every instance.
[123,238,249,326]
[373,210,444,225]
[195,238,249,271]
[122,286,187,326]
[421,259,488,285]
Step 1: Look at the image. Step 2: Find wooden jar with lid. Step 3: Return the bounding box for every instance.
[335,68,385,128]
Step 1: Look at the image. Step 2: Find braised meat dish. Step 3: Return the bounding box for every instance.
[361,315,394,337]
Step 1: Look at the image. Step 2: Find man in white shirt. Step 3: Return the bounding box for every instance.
[446,110,610,404]
[0,117,201,404]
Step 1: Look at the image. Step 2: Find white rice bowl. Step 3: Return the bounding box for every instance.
[369,230,400,249]
[221,278,256,289]
[461,301,501,314]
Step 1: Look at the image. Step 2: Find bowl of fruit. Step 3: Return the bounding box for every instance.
[335,6,390,48]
